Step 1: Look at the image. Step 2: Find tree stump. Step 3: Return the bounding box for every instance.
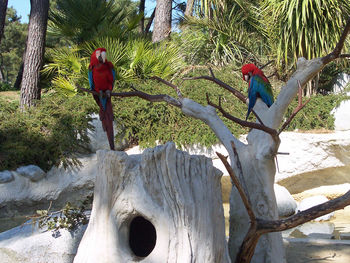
[74,142,230,263]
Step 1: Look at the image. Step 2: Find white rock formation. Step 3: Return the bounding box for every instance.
[275,184,297,217]
[0,221,87,263]
[0,171,14,184]
[16,165,45,182]
[332,94,350,131]
[0,154,97,218]
[275,130,350,182]
[296,195,334,221]
[74,142,230,263]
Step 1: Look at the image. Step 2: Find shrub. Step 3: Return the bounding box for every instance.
[0,92,95,171]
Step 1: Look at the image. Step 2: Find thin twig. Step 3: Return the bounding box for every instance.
[151,76,183,99]
[76,85,182,108]
[183,70,266,125]
[278,80,311,135]
[259,60,274,70]
[206,93,278,139]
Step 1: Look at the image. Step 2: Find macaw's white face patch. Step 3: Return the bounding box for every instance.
[95,50,106,63]
[244,74,249,82]
[101,51,106,63]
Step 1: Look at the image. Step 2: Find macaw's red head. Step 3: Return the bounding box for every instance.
[241,63,258,82]
[241,63,269,83]
[90,47,107,67]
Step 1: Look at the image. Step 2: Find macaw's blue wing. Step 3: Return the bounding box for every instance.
[246,75,274,120]
[88,69,94,91]
[112,68,116,83]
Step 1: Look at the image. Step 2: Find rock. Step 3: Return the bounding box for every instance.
[0,171,14,184]
[332,94,350,131]
[16,165,45,182]
[296,195,334,221]
[0,221,87,263]
[276,131,350,182]
[0,154,97,218]
[274,184,297,217]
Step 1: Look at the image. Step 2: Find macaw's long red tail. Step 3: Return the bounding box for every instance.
[94,95,115,150]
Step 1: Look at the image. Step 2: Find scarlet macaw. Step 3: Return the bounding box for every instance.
[241,63,274,120]
[88,47,116,150]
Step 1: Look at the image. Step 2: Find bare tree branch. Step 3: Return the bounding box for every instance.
[76,85,182,107]
[260,60,274,70]
[206,94,278,139]
[150,76,183,99]
[183,70,268,125]
[278,80,311,134]
[216,151,255,222]
[217,148,350,263]
[183,74,247,103]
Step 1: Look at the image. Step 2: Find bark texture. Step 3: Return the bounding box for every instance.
[74,142,230,263]
[152,0,172,42]
[20,0,49,108]
[0,0,8,44]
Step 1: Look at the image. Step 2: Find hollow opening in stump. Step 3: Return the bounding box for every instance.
[129,216,157,258]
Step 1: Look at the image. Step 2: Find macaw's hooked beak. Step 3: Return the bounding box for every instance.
[98,54,103,63]
[96,50,106,63]
[244,72,253,82]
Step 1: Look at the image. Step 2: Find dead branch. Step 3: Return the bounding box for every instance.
[183,69,267,125]
[76,85,181,108]
[322,17,350,64]
[259,60,274,70]
[278,80,311,135]
[217,147,350,263]
[150,76,183,99]
[183,72,247,103]
[207,94,278,139]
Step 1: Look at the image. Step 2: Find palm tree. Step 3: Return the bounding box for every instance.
[263,0,350,73]
[48,0,139,45]
[180,0,265,65]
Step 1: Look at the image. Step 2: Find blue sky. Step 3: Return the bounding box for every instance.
[7,0,157,24]
[8,0,30,23]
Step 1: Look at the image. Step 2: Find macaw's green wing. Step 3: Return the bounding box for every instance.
[246,75,274,120]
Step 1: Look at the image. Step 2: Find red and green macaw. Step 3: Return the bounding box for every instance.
[88,47,116,150]
[241,63,274,120]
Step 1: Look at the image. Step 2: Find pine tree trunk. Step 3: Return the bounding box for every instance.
[0,0,7,44]
[20,0,49,109]
[152,0,172,42]
[138,0,145,33]
[184,0,194,17]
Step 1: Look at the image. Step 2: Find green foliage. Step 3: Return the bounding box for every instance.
[283,94,348,131]
[263,0,350,73]
[0,92,95,171]
[48,0,139,44]
[179,0,266,66]
[34,198,91,231]
[43,38,186,94]
[0,7,27,85]
[0,82,14,91]
[114,67,251,148]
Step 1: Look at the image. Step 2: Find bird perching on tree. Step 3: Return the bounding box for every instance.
[241,64,274,120]
[88,48,116,150]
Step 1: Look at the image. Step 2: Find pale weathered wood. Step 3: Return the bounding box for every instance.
[74,142,230,263]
